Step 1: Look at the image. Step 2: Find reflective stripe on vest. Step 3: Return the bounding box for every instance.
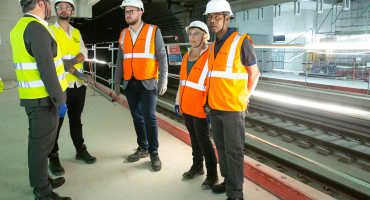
[63,54,75,60]
[119,24,159,80]
[18,73,65,88]
[179,49,210,118]
[205,32,250,112]
[123,53,157,59]
[120,25,157,60]
[179,59,208,91]
[10,17,68,100]
[14,57,63,70]
[207,71,248,80]
[49,25,83,83]
[207,34,248,80]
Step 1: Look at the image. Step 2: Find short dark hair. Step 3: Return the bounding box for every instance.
[20,0,39,13]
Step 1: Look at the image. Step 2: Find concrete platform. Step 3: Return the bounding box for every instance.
[0,81,278,200]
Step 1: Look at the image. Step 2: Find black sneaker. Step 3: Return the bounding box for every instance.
[128,146,149,162]
[202,175,218,189]
[226,198,244,200]
[150,151,162,171]
[35,192,71,200]
[49,153,65,176]
[33,176,65,194]
[183,166,204,179]
[76,144,96,164]
[212,182,226,194]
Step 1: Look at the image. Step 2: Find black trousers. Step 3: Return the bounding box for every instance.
[210,109,245,199]
[26,106,59,196]
[50,85,86,154]
[183,113,218,176]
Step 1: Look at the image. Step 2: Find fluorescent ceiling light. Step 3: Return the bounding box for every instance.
[252,91,370,118]
[305,42,370,50]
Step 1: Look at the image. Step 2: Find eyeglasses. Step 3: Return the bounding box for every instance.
[124,9,141,15]
[56,5,73,11]
[187,32,202,37]
[207,13,225,21]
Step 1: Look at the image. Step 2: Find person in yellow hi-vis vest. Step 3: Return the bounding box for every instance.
[0,77,3,93]
[48,0,96,177]
[11,0,71,199]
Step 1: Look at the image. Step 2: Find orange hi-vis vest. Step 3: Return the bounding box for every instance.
[204,32,250,112]
[119,24,158,81]
[179,49,210,118]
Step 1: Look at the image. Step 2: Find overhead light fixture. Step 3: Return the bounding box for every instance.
[305,42,370,50]
[252,91,370,118]
[316,0,323,13]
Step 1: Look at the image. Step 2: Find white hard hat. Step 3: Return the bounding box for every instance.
[203,0,233,16]
[185,21,209,35]
[20,0,55,3]
[55,0,75,9]
[121,0,144,12]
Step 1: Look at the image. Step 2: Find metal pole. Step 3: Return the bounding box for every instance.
[94,44,97,83]
[366,0,369,40]
[335,2,338,33]
[305,51,308,87]
[261,49,264,79]
[111,42,114,93]
[315,12,318,43]
[368,69,370,95]
[330,4,333,33]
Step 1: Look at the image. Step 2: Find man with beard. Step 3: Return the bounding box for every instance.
[202,0,260,199]
[114,0,168,171]
[11,0,71,199]
[48,0,95,176]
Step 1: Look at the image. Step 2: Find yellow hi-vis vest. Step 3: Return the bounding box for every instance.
[49,24,83,83]
[10,17,68,99]
[0,77,3,93]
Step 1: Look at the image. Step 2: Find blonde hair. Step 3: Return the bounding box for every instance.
[188,27,209,47]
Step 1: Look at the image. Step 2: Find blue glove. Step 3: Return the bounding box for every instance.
[206,115,210,123]
[175,105,180,116]
[58,103,67,118]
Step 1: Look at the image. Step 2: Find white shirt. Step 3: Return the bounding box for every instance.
[26,13,48,26]
[54,21,88,88]
[129,21,144,45]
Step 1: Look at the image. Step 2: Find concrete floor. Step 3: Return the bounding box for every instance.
[261,71,370,89]
[0,81,278,200]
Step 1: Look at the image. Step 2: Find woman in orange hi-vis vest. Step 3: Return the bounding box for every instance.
[175,21,219,189]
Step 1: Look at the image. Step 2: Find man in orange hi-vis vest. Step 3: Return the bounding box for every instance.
[203,0,260,199]
[114,0,168,172]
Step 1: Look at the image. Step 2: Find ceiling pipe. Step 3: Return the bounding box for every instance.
[294,1,301,15]
[87,0,100,6]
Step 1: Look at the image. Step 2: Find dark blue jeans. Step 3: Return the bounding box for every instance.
[125,79,159,153]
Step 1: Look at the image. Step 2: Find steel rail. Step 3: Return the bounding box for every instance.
[247,104,370,163]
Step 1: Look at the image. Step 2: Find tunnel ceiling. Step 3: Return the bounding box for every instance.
[73,0,209,44]
[72,0,343,44]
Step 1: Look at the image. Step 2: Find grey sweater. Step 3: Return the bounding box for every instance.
[114,23,168,90]
[20,14,66,107]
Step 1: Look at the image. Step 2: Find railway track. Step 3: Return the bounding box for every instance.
[91,67,370,199]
